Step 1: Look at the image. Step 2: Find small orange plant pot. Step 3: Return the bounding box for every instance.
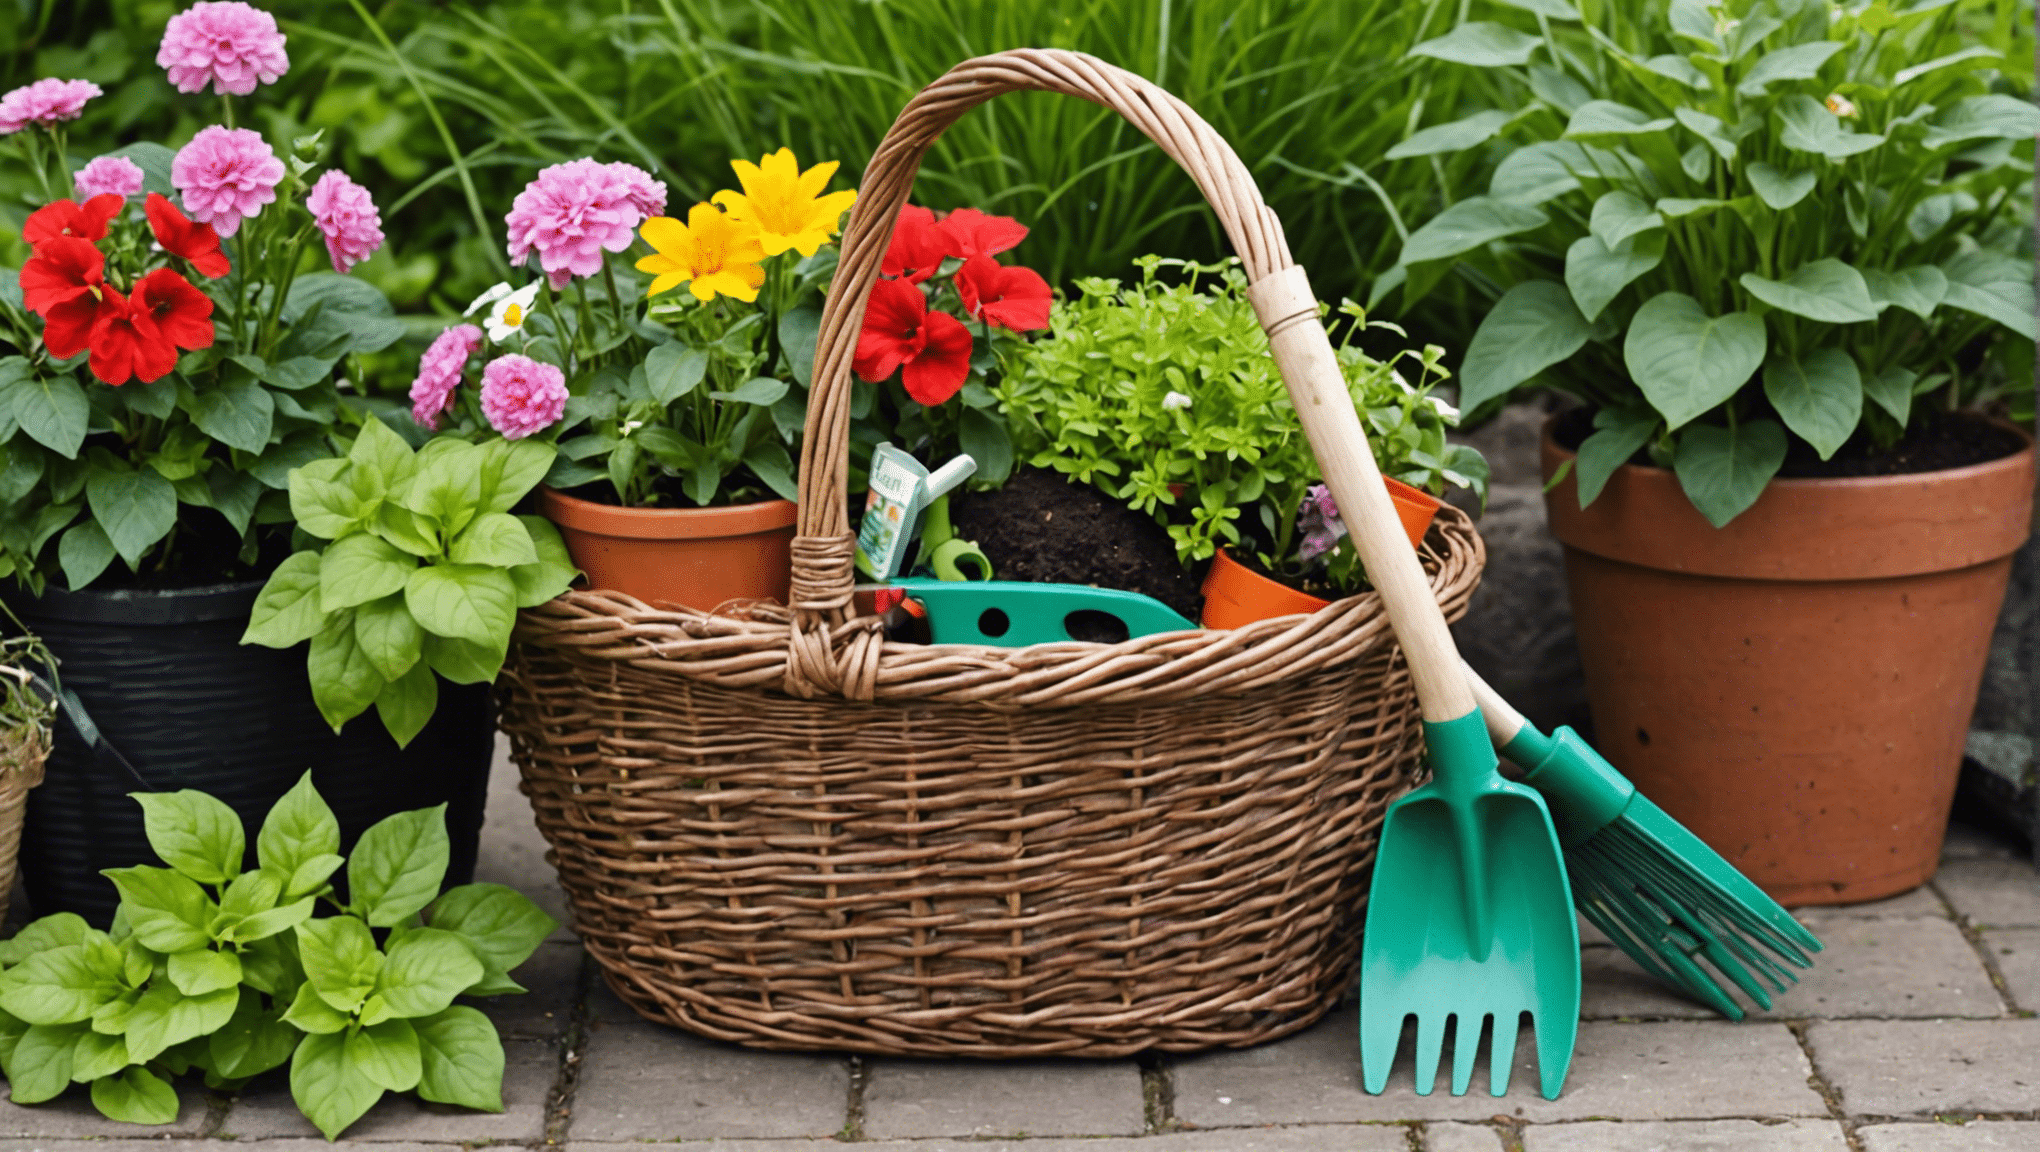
[538,486,798,612]
[1200,477,1441,629]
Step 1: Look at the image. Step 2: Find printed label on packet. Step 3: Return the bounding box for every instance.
[855,449,925,580]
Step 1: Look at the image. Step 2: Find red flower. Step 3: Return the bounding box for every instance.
[881,204,948,284]
[18,236,105,316]
[853,277,974,406]
[22,194,125,247]
[954,256,1052,332]
[130,268,215,354]
[41,292,115,360]
[937,207,1027,260]
[86,288,180,386]
[145,192,231,278]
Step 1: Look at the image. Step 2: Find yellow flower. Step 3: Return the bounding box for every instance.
[711,147,858,258]
[634,203,768,303]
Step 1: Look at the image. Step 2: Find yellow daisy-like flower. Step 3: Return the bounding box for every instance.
[634,202,768,303]
[711,147,858,258]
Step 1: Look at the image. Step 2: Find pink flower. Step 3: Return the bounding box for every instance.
[480,354,568,440]
[0,78,102,135]
[171,125,283,238]
[504,158,664,290]
[156,1,289,96]
[306,169,384,274]
[1298,484,1347,562]
[410,324,482,430]
[73,155,146,200]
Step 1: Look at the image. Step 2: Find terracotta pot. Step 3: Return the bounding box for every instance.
[1200,478,1443,629]
[1542,420,2034,906]
[538,487,797,612]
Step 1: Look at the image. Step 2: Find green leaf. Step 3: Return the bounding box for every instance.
[1565,100,1675,138]
[134,790,244,885]
[1656,197,1727,219]
[290,457,368,539]
[103,142,176,197]
[90,1065,179,1125]
[0,944,119,1025]
[1672,107,1737,161]
[58,522,117,589]
[87,467,178,568]
[778,306,822,387]
[1488,140,1594,205]
[1388,109,1514,160]
[104,865,215,953]
[742,438,798,502]
[1576,405,1660,507]
[401,440,484,535]
[167,948,244,997]
[1736,40,1843,95]
[427,884,556,983]
[1589,191,1663,249]
[258,771,342,881]
[1623,292,1767,429]
[122,981,236,1064]
[955,408,1013,489]
[320,533,417,612]
[1565,231,1664,323]
[71,1027,131,1082]
[476,439,555,516]
[1940,252,2039,340]
[1459,281,1592,410]
[1494,0,1578,17]
[351,1018,423,1093]
[1746,163,1816,210]
[0,914,92,966]
[1674,419,1788,527]
[296,916,382,1013]
[1762,347,1862,460]
[509,516,577,608]
[373,928,485,1019]
[1922,94,2040,150]
[1400,196,1548,266]
[1642,53,1709,89]
[354,592,424,681]
[405,564,517,646]
[1863,366,1915,426]
[208,468,264,534]
[413,1006,504,1113]
[1407,21,1541,66]
[708,376,791,406]
[1862,266,1946,320]
[1777,93,1885,158]
[420,633,508,685]
[349,805,451,927]
[376,502,441,558]
[188,375,275,454]
[219,866,284,921]
[291,1029,386,1141]
[7,1024,79,1102]
[1740,258,1880,323]
[644,344,708,404]
[1893,46,2000,87]
[449,512,539,567]
[13,373,90,458]
[374,659,438,749]
[234,895,318,943]
[209,989,301,1080]
[283,980,352,1034]
[347,416,418,487]
[307,615,385,732]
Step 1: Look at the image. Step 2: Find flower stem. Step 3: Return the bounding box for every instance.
[50,127,70,197]
[220,94,235,130]
[601,259,626,339]
[17,132,54,202]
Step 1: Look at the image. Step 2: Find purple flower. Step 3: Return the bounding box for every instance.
[480,354,567,440]
[171,125,283,238]
[73,155,146,200]
[156,1,289,96]
[307,169,384,274]
[1297,483,1348,562]
[0,78,102,135]
[504,158,665,290]
[410,324,483,431]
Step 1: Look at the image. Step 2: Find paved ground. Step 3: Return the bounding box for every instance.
[2,739,2035,1152]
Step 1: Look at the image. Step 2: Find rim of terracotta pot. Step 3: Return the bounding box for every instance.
[537,486,799,541]
[1541,415,2035,582]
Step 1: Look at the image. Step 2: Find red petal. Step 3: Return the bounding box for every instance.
[87,289,141,386]
[881,204,948,284]
[133,268,216,351]
[979,264,1053,332]
[23,195,123,247]
[901,310,974,406]
[146,192,230,278]
[40,294,102,360]
[19,237,105,316]
[938,208,1028,260]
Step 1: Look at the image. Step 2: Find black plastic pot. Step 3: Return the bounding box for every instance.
[9,580,494,925]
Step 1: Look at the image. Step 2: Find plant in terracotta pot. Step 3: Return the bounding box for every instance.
[995,256,1487,626]
[0,5,499,924]
[1388,0,2036,902]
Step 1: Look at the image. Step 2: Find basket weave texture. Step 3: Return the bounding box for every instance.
[499,47,1487,1057]
[0,722,48,925]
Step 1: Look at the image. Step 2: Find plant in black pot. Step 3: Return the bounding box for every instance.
[1383,0,2036,903]
[0,9,504,924]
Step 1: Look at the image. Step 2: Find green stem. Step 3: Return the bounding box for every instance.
[17,132,53,202]
[219,93,234,129]
[50,126,69,197]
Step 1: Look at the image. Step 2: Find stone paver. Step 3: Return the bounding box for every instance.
[478,938,585,1041]
[1933,858,2040,927]
[1796,886,1948,919]
[0,1080,210,1138]
[1858,1121,2040,1150]
[477,734,575,936]
[0,1144,447,1152]
[1811,1018,2040,1115]
[1580,946,1720,1020]
[1426,1120,1508,1150]
[1522,1120,1850,1151]
[1171,1008,1824,1125]
[1751,915,2000,1018]
[569,1129,1415,1152]
[221,1039,556,1141]
[1983,927,2040,1011]
[862,1059,1146,1139]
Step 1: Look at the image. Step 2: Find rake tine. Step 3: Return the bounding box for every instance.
[1451,1013,1485,1097]
[1414,1011,1448,1096]
[1489,1011,1520,1097]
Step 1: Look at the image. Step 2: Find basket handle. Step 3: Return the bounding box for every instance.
[792,48,1474,720]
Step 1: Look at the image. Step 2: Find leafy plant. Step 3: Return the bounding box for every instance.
[240,417,575,745]
[996,256,1485,589]
[1385,0,2037,525]
[0,773,555,1139]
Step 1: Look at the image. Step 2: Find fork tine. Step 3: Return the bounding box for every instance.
[1488,1011,1519,1097]
[1414,1012,1448,1096]
[1450,1013,1485,1096]
[1360,1007,1405,1095]
[1535,1008,1579,1101]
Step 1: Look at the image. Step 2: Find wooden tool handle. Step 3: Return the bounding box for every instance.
[1461,661,1531,748]
[1246,266,1474,722]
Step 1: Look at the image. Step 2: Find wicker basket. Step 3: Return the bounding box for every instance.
[0,714,49,925]
[498,48,1487,1058]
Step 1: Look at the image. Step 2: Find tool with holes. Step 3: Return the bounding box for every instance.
[496,49,1486,1057]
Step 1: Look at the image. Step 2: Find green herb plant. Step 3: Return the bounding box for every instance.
[1384,0,2036,525]
[996,257,1486,591]
[0,774,555,1140]
[240,417,576,746]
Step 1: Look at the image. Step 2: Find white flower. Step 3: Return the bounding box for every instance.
[1427,395,1460,422]
[466,281,541,343]
[1162,390,1193,411]
[619,418,645,436]
[1392,369,1416,395]
[1825,92,1858,119]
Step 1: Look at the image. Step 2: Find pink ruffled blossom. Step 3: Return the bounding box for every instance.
[73,155,146,200]
[1297,483,1347,562]
[504,158,666,290]
[171,125,283,238]
[156,1,289,96]
[307,169,384,273]
[480,354,567,440]
[410,324,483,431]
[0,78,101,135]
